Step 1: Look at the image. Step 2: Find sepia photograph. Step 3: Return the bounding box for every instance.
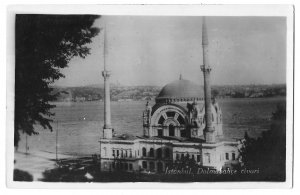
[6,4,294,188]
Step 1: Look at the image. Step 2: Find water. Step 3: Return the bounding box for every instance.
[18,97,285,157]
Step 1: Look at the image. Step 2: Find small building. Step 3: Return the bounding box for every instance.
[74,96,86,102]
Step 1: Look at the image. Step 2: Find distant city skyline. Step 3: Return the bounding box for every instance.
[54,16,286,87]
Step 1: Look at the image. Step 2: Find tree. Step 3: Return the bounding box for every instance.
[239,103,286,181]
[13,169,33,181]
[15,14,100,147]
[211,89,219,98]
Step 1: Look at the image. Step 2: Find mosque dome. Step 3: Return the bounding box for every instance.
[156,78,204,103]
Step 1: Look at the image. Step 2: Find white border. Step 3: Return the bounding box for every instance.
[6,4,294,189]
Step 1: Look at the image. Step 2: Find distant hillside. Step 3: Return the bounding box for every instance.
[50,86,104,102]
[51,84,286,102]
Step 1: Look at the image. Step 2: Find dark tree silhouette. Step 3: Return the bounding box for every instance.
[211,89,219,98]
[13,169,33,181]
[239,102,286,181]
[15,14,100,147]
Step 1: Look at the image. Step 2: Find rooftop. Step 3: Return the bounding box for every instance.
[100,134,240,144]
[155,79,204,103]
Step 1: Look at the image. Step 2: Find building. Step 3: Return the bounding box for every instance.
[99,17,241,173]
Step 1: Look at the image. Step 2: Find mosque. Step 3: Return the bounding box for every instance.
[99,18,241,173]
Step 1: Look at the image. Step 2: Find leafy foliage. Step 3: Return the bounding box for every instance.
[13,169,33,181]
[15,14,100,147]
[239,103,286,181]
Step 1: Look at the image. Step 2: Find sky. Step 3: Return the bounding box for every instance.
[54,16,286,87]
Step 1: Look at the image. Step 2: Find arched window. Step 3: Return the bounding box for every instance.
[157,148,162,159]
[142,161,147,169]
[157,162,163,172]
[169,124,175,136]
[149,148,154,157]
[142,147,147,157]
[232,153,236,160]
[103,147,107,156]
[193,121,198,127]
[157,129,163,137]
[165,148,170,158]
[180,130,186,137]
[149,162,155,171]
[204,153,211,163]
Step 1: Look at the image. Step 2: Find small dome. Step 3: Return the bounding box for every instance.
[156,79,203,103]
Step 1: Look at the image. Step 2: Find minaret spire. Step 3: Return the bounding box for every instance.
[202,17,208,46]
[200,17,216,143]
[102,20,113,139]
[103,22,107,70]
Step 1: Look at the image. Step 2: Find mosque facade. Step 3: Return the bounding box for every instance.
[99,18,241,173]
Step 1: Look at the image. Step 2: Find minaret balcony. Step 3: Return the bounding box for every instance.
[200,65,211,73]
[102,70,111,78]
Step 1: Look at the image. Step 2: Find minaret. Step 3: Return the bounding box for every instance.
[201,17,216,143]
[102,22,113,139]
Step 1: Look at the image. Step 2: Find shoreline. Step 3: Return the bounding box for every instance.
[14,150,78,181]
[50,96,286,104]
